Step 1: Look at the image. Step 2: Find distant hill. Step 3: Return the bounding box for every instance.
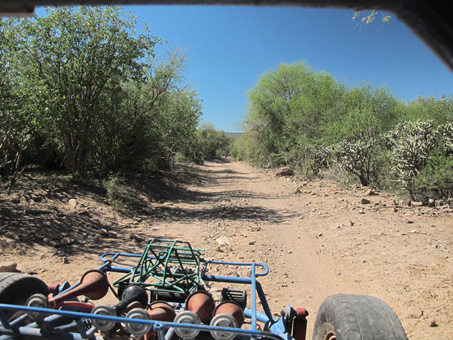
[225,132,244,139]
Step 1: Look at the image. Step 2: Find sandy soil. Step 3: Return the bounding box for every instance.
[0,160,452,339]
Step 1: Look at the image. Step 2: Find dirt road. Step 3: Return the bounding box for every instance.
[1,160,452,339]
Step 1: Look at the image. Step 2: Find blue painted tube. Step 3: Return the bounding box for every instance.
[244,309,272,324]
[96,261,111,272]
[7,312,28,329]
[85,326,97,338]
[201,260,275,327]
[251,264,257,330]
[154,322,166,339]
[270,317,290,340]
[0,325,102,340]
[202,275,275,324]
[52,322,79,333]
[24,314,76,329]
[256,281,275,324]
[55,281,82,299]
[0,310,10,330]
[203,275,252,284]
[75,318,90,339]
[105,266,136,273]
[164,326,176,340]
[0,304,286,340]
[100,252,142,262]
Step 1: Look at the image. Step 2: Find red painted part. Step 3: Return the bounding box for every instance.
[145,302,176,339]
[48,284,60,297]
[292,308,308,340]
[296,308,308,318]
[125,301,145,313]
[48,270,109,308]
[78,270,109,300]
[59,301,95,310]
[147,301,176,322]
[212,300,245,328]
[185,290,215,324]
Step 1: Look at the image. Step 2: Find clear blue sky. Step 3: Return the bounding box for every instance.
[40,5,453,132]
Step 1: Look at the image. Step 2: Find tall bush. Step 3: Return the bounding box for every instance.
[3,7,158,177]
[414,154,453,203]
[195,123,231,161]
[332,137,382,186]
[385,120,436,199]
[1,9,203,180]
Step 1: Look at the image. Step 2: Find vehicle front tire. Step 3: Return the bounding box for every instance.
[0,272,49,319]
[312,294,407,340]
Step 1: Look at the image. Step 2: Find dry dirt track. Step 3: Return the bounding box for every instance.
[1,160,452,339]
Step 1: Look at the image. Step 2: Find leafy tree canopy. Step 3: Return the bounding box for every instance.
[0,7,203,182]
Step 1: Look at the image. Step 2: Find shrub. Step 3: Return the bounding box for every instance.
[332,137,381,186]
[295,144,331,178]
[196,124,231,161]
[386,120,436,199]
[104,174,131,208]
[414,154,453,203]
[437,121,453,155]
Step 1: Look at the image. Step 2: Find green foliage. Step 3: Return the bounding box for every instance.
[244,62,345,166]
[0,8,202,181]
[412,123,453,202]
[352,10,391,26]
[386,120,437,198]
[437,121,453,155]
[297,144,331,178]
[195,123,231,162]
[405,95,453,124]
[414,154,453,203]
[327,84,402,143]
[242,61,403,173]
[104,174,133,208]
[3,7,159,176]
[332,137,381,186]
[231,134,253,162]
[92,51,202,175]
[240,59,452,201]
[230,131,277,167]
[0,19,32,182]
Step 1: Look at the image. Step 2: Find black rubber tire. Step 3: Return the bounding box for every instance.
[0,272,49,318]
[312,294,408,340]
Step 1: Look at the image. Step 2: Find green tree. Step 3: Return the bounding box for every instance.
[405,95,453,124]
[0,19,38,182]
[231,132,260,163]
[245,61,343,166]
[386,120,437,199]
[332,137,383,186]
[145,51,202,167]
[327,84,403,143]
[196,123,231,161]
[91,50,202,175]
[4,7,158,177]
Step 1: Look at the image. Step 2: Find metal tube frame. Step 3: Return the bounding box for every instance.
[0,247,295,340]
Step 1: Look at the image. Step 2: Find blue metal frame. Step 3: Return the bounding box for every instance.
[0,304,286,340]
[0,248,295,340]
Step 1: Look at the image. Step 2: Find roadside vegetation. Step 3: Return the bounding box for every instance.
[0,7,230,190]
[2,7,450,205]
[231,62,453,203]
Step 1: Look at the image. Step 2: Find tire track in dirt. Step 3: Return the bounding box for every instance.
[189,161,363,339]
[181,160,452,339]
[1,160,451,339]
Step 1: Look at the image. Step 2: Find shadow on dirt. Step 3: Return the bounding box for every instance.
[0,161,283,256]
[149,205,283,224]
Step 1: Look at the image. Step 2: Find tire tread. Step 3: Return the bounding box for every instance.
[313,294,408,340]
